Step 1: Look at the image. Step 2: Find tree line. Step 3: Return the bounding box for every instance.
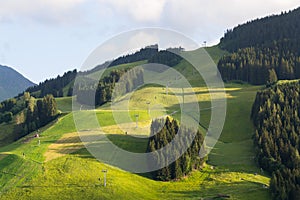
[148,49,183,67]
[251,80,300,199]
[218,7,300,85]
[218,47,300,85]
[0,93,30,124]
[108,44,183,68]
[22,94,58,134]
[109,44,159,66]
[75,68,144,106]
[0,92,58,141]
[22,45,183,102]
[147,117,206,181]
[26,70,77,98]
[220,7,300,52]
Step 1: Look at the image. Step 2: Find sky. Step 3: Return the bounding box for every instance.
[0,0,299,83]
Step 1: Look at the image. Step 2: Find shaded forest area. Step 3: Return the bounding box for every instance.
[147,117,206,181]
[218,7,300,85]
[251,81,300,199]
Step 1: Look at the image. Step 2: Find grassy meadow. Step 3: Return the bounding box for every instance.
[0,47,271,199]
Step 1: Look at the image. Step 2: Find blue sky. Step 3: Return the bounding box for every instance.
[0,0,299,83]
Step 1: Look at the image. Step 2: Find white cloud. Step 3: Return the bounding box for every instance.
[158,0,300,45]
[90,0,300,46]
[0,0,86,24]
[98,0,167,22]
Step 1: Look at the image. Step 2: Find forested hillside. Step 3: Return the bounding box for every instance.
[75,68,144,106]
[0,92,58,143]
[251,80,300,199]
[25,70,77,98]
[218,7,300,85]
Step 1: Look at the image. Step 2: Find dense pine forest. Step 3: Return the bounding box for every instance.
[147,117,206,181]
[251,81,300,199]
[218,7,300,85]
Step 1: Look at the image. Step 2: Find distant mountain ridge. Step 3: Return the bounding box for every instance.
[0,65,35,101]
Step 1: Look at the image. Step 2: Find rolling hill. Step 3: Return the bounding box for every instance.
[0,46,271,199]
[1,7,300,199]
[0,65,35,101]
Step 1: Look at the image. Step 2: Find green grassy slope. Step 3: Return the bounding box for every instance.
[0,83,270,199]
[56,97,73,113]
[204,45,228,64]
[86,60,147,81]
[0,46,271,199]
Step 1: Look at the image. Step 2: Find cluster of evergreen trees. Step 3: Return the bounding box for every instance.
[218,7,300,85]
[220,8,300,52]
[109,44,159,66]
[26,70,77,98]
[0,98,17,122]
[218,47,300,85]
[0,94,30,124]
[76,68,144,106]
[148,49,183,67]
[0,112,13,124]
[107,44,183,68]
[0,92,58,141]
[251,81,300,199]
[84,45,183,75]
[147,117,206,181]
[23,94,58,134]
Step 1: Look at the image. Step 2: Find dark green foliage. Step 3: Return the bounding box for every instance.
[3,112,13,123]
[23,94,58,134]
[109,44,159,67]
[76,68,144,106]
[67,87,73,96]
[148,49,183,67]
[220,8,300,52]
[0,98,17,112]
[270,168,300,200]
[0,92,30,124]
[218,47,300,85]
[0,92,58,143]
[26,70,77,98]
[0,112,13,123]
[0,92,30,116]
[37,94,58,126]
[251,80,300,199]
[147,117,206,181]
[218,7,300,85]
[91,44,182,72]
